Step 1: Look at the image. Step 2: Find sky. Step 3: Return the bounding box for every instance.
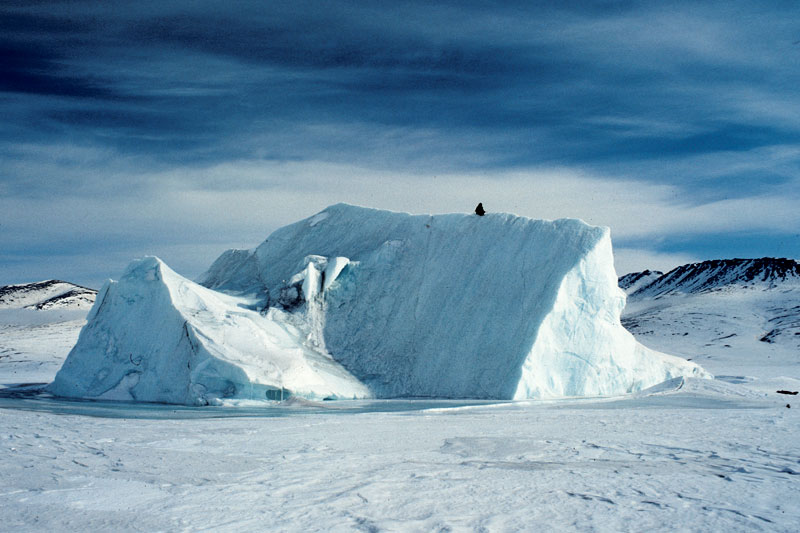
[1,0,799,288]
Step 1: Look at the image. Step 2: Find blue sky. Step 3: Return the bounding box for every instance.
[2,0,799,287]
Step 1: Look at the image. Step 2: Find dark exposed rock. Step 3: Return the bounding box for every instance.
[0,280,97,310]
[620,258,800,298]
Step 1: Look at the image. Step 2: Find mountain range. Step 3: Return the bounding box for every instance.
[0,280,96,311]
[619,257,800,298]
[619,257,799,381]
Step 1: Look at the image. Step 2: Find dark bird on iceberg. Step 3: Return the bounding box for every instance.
[475,203,485,216]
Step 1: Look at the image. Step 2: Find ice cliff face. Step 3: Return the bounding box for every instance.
[51,204,706,405]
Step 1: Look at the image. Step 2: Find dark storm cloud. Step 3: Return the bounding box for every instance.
[2,1,799,284]
[3,0,798,181]
[127,14,516,75]
[0,39,118,99]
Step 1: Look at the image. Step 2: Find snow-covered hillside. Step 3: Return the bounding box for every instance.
[625,258,800,298]
[51,204,704,405]
[621,258,800,382]
[0,280,96,310]
[0,281,95,385]
[618,269,663,295]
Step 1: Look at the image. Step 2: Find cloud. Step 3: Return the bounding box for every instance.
[613,248,701,277]
[5,154,797,286]
[148,160,798,242]
[1,1,799,284]
[3,0,798,173]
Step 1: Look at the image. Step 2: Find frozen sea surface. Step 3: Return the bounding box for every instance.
[0,387,511,419]
[1,378,798,532]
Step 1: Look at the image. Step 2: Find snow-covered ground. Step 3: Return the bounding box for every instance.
[621,259,800,394]
[0,280,95,385]
[0,280,96,311]
[623,289,799,385]
[1,379,797,531]
[0,308,87,385]
[1,267,799,531]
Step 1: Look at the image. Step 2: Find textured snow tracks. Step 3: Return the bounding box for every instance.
[0,388,797,532]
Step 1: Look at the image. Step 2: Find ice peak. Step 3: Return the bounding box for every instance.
[123,256,167,280]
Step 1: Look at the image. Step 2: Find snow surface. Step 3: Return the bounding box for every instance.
[1,260,799,531]
[621,257,799,387]
[0,379,797,531]
[0,281,94,385]
[0,308,87,385]
[53,204,703,404]
[622,282,800,386]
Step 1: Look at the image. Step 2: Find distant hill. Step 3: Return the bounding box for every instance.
[620,258,800,298]
[0,280,97,310]
[618,269,663,295]
[620,257,800,377]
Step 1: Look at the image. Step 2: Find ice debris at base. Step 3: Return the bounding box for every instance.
[50,204,707,405]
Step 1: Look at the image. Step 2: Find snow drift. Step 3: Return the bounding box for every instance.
[51,204,706,404]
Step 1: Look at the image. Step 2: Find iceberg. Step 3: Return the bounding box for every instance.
[50,204,706,404]
[49,256,370,404]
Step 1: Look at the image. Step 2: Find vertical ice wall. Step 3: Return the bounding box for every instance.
[201,204,706,399]
[514,232,702,398]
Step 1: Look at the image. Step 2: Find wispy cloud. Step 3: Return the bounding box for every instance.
[3,157,797,283]
[1,1,799,284]
[613,248,701,278]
